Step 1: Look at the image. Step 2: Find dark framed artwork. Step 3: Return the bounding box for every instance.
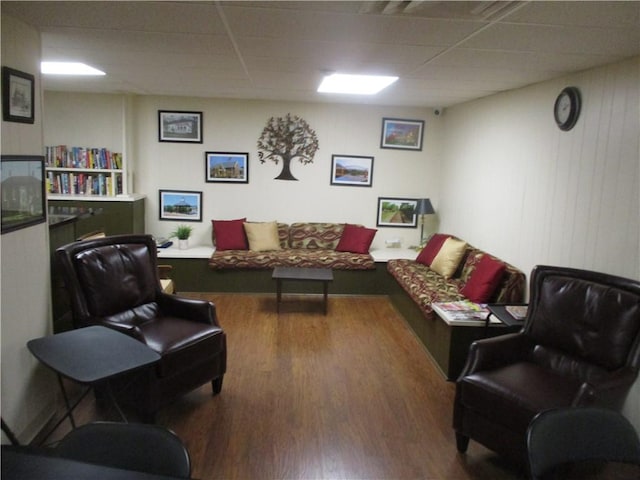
[330,154,374,187]
[205,151,249,183]
[1,155,46,233]
[158,110,203,143]
[159,189,202,222]
[2,67,35,124]
[376,197,419,228]
[380,118,424,151]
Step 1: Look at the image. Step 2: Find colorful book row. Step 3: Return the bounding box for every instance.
[47,171,123,196]
[45,145,123,170]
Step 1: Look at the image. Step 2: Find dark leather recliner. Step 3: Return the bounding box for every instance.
[56,234,226,418]
[453,265,640,466]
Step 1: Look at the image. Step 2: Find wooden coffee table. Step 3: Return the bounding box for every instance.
[272,266,333,314]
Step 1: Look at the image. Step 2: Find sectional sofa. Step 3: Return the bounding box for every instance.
[208,220,376,270]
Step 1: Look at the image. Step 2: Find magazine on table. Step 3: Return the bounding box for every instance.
[433,300,492,322]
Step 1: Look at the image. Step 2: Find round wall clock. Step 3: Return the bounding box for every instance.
[554,86,581,131]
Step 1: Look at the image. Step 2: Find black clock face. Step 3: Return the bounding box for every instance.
[554,87,581,131]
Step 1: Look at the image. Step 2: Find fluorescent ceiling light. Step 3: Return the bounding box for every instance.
[317,73,398,95]
[41,62,105,76]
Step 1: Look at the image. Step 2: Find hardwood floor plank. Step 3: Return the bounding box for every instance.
[155,294,525,480]
[40,294,524,479]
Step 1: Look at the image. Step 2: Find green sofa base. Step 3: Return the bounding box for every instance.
[161,258,393,295]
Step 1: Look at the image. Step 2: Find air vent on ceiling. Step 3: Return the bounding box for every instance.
[359,1,523,21]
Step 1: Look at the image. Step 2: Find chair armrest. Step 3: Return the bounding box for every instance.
[458,332,532,378]
[86,317,146,343]
[157,293,219,326]
[573,367,640,409]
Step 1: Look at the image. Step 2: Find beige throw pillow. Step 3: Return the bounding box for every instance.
[243,221,282,252]
[430,237,467,278]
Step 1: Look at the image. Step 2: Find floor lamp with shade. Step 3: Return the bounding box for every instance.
[416,198,435,246]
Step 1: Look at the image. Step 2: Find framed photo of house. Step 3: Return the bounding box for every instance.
[159,189,202,222]
[1,155,46,233]
[330,154,374,187]
[205,151,249,183]
[158,110,203,143]
[376,197,419,228]
[380,118,424,151]
[2,67,35,124]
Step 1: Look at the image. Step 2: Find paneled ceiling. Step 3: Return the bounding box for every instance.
[3,1,639,107]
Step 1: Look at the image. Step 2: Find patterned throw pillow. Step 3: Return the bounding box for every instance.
[211,218,247,250]
[335,224,377,254]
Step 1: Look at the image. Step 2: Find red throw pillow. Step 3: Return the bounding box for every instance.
[416,233,451,266]
[461,255,506,303]
[211,218,248,250]
[336,224,377,254]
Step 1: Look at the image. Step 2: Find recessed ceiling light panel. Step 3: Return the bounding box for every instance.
[318,73,398,95]
[41,62,105,76]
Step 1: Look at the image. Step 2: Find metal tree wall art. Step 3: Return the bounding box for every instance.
[257,113,319,181]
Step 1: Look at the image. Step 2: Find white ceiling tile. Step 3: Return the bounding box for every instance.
[505,1,640,28]
[4,0,639,108]
[464,23,640,57]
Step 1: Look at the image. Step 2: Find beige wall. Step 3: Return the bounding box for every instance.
[439,57,640,427]
[44,93,444,249]
[1,15,57,444]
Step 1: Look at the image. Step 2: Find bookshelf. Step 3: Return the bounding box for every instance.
[45,145,126,198]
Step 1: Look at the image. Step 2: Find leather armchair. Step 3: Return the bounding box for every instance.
[453,265,640,466]
[56,234,226,418]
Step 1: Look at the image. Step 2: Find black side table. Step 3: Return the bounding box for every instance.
[485,304,528,336]
[27,326,160,442]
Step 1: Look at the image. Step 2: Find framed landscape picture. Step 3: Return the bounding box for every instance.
[159,190,202,222]
[330,154,374,187]
[158,110,203,143]
[1,155,46,233]
[376,197,419,228]
[205,151,249,183]
[380,118,424,151]
[2,67,35,124]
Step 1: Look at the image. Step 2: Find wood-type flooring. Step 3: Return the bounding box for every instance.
[45,294,527,479]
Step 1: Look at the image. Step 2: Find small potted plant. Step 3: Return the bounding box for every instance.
[171,224,193,250]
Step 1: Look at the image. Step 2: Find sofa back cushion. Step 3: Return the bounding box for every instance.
[528,270,640,371]
[289,223,344,249]
[277,223,290,249]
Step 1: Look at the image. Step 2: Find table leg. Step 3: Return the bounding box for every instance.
[57,374,76,429]
[276,279,282,313]
[323,280,328,315]
[104,382,128,423]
